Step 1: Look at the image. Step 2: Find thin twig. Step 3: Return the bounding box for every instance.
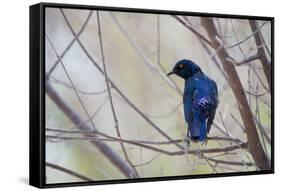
[201,18,269,170]
[46,11,93,78]
[49,76,110,95]
[144,102,181,119]
[183,18,230,92]
[46,81,137,178]
[96,11,139,178]
[245,89,270,97]
[218,114,251,170]
[133,153,161,167]
[205,157,254,167]
[230,114,246,132]
[249,20,271,92]
[110,13,183,95]
[231,53,261,66]
[60,9,185,151]
[251,112,271,143]
[46,135,248,155]
[227,21,268,48]
[46,127,243,144]
[219,112,232,144]
[46,162,93,181]
[46,34,96,130]
[171,15,212,47]
[254,84,270,164]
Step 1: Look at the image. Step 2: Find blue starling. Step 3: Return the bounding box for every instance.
[167,59,218,143]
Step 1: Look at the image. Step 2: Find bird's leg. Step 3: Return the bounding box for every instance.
[185,128,191,148]
[185,137,191,148]
[201,139,208,146]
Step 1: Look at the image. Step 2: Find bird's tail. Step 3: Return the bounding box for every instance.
[188,97,212,142]
[189,112,207,142]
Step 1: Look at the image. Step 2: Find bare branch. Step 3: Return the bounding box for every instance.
[205,158,254,167]
[254,85,270,161]
[201,18,270,170]
[133,153,161,167]
[252,113,271,143]
[49,76,110,95]
[46,10,93,78]
[46,127,243,144]
[230,114,246,132]
[183,18,229,84]
[171,15,212,47]
[227,21,268,49]
[144,102,181,119]
[59,9,185,151]
[110,13,182,95]
[46,162,93,181]
[46,134,248,155]
[46,81,137,178]
[230,53,261,66]
[218,113,251,169]
[96,11,139,178]
[249,20,271,92]
[245,89,270,97]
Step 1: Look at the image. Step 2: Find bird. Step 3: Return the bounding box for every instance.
[167,59,218,144]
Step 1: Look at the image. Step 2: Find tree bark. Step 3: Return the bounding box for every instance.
[201,18,270,170]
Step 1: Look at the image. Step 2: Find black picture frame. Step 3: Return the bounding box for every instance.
[30,2,274,188]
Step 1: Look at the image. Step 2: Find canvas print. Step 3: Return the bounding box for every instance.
[44,6,272,184]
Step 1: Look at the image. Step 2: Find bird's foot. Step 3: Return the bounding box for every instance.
[201,139,208,146]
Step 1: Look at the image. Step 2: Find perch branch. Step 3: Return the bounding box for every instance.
[46,134,248,155]
[46,127,243,144]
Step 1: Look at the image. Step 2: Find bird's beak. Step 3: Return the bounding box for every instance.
[167,71,174,76]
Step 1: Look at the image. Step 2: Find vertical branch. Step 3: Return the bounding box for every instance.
[201,18,270,170]
[249,20,271,92]
[96,11,139,178]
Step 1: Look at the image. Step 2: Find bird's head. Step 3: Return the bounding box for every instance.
[167,59,202,80]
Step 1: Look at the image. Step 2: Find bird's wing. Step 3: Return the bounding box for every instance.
[207,107,216,133]
[183,92,193,123]
[207,79,218,134]
[183,81,196,124]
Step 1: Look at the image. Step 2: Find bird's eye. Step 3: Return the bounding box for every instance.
[179,64,184,69]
